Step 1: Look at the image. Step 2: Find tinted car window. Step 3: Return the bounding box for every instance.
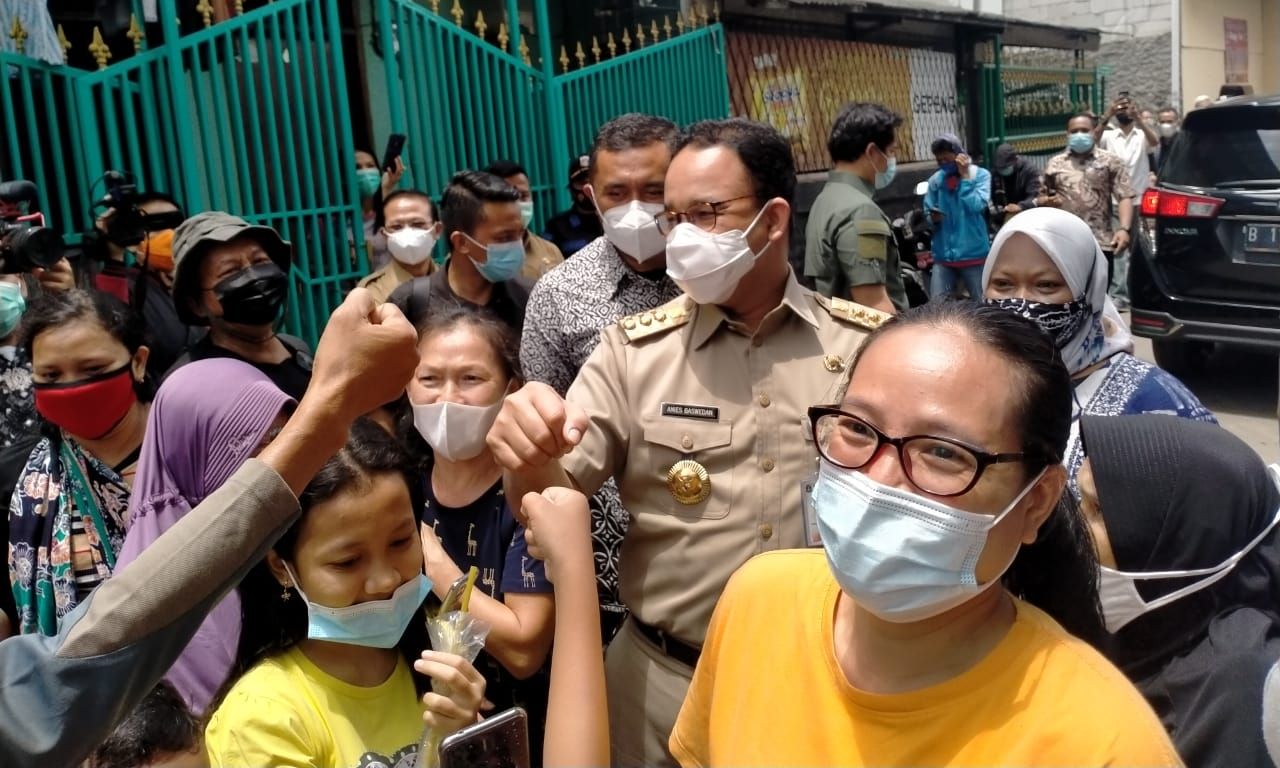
[1162,108,1280,187]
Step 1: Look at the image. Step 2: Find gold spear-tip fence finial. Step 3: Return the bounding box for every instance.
[235,0,245,13]
[651,20,660,43]
[621,27,631,53]
[56,23,71,57]
[559,44,570,73]
[663,16,673,39]
[89,26,112,69]
[474,9,487,38]
[429,0,440,13]
[9,17,27,55]
[519,35,530,65]
[713,0,721,23]
[196,0,214,27]
[676,12,686,34]
[574,40,586,68]
[497,20,509,51]
[606,31,616,57]
[450,0,464,26]
[127,13,145,51]
[635,23,645,48]
[591,35,601,63]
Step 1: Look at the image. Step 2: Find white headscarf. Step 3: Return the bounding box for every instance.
[982,207,1133,374]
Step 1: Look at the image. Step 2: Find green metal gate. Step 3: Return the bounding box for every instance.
[3,0,362,344]
[378,0,730,223]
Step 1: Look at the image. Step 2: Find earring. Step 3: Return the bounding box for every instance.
[280,584,292,602]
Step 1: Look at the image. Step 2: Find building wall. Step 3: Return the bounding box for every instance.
[1181,0,1279,112]
[999,0,1173,110]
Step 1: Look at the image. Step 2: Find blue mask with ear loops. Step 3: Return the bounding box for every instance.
[0,282,25,339]
[284,563,432,648]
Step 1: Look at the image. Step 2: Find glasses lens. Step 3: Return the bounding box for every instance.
[815,413,878,469]
[690,202,719,232]
[903,437,980,496]
[655,212,677,236]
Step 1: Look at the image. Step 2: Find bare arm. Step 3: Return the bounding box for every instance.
[421,527,556,678]
[850,284,897,314]
[521,489,608,768]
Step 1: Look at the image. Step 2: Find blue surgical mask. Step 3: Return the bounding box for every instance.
[518,200,535,229]
[464,234,525,283]
[813,459,1044,623]
[357,168,381,199]
[940,161,958,176]
[1067,133,1095,154]
[0,282,25,338]
[284,563,432,649]
[874,151,897,191]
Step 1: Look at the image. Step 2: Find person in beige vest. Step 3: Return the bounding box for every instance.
[486,160,565,280]
[487,117,886,767]
[357,191,439,304]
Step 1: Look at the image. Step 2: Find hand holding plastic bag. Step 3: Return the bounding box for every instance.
[415,568,491,768]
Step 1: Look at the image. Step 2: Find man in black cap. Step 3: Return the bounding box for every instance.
[167,212,312,399]
[992,143,1042,220]
[542,154,603,258]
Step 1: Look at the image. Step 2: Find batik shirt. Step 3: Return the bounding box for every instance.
[1043,149,1136,252]
[0,347,36,449]
[520,236,681,634]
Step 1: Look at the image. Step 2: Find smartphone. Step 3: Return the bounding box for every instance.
[439,707,530,768]
[1043,172,1058,195]
[1118,90,1130,99]
[381,133,407,173]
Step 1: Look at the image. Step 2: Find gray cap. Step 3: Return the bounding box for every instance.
[171,211,292,326]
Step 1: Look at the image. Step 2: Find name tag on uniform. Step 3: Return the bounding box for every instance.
[661,402,720,421]
[801,472,822,548]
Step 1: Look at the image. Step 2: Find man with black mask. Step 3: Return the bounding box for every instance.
[542,154,604,257]
[992,143,1042,218]
[166,212,311,398]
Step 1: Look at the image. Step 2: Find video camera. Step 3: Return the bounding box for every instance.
[94,171,185,249]
[0,180,64,274]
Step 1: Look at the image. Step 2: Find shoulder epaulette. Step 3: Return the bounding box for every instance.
[816,294,892,331]
[616,295,694,343]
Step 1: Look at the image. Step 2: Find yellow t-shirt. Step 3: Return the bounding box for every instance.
[670,550,1184,768]
[206,646,423,768]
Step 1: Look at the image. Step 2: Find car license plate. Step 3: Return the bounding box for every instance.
[1244,224,1280,253]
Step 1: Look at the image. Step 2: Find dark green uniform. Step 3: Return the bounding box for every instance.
[804,170,907,312]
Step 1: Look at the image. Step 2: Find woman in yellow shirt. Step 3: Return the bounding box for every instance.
[670,299,1183,768]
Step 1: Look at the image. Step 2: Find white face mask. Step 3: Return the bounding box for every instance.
[1098,475,1280,633]
[386,227,437,266]
[814,459,1045,623]
[412,399,503,462]
[664,206,770,305]
[596,198,667,263]
[1158,122,1178,139]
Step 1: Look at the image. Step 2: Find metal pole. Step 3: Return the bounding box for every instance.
[533,0,571,213]
[506,0,521,58]
[158,1,203,210]
[377,0,404,131]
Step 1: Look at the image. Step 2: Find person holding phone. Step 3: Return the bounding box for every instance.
[1038,114,1136,303]
[922,133,992,300]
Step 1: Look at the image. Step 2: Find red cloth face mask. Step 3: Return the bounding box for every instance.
[33,363,138,440]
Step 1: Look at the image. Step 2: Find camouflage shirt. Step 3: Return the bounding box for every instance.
[1043,149,1136,252]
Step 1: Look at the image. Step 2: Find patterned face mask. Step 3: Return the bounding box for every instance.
[986,296,1090,348]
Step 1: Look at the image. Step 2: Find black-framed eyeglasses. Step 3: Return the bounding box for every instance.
[807,406,1028,497]
[653,195,754,236]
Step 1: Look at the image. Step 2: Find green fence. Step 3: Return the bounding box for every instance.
[5,0,731,346]
[378,0,731,221]
[978,40,1107,166]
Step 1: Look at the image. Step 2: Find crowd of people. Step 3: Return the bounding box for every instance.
[0,97,1275,768]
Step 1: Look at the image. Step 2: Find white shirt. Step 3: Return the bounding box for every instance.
[1100,127,1156,195]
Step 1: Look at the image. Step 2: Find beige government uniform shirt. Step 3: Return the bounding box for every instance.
[522,233,565,280]
[358,258,435,304]
[562,272,883,646]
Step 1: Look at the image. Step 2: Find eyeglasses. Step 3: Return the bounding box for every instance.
[807,406,1028,497]
[653,195,754,236]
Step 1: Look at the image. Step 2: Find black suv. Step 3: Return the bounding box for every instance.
[1132,95,1280,375]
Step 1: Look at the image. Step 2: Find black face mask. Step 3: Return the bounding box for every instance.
[1116,113,1134,126]
[214,262,288,326]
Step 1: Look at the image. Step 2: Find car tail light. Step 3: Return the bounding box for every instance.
[1142,189,1225,219]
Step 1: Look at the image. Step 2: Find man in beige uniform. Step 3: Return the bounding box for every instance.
[488,117,885,766]
[358,190,440,303]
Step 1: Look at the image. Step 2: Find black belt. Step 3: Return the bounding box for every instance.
[632,619,701,667]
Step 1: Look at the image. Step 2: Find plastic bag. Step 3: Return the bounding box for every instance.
[414,570,491,768]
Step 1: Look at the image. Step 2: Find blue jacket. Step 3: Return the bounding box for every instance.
[924,166,992,265]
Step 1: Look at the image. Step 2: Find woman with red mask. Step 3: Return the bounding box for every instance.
[8,289,152,636]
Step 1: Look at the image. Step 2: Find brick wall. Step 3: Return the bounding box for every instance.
[1000,0,1174,109]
